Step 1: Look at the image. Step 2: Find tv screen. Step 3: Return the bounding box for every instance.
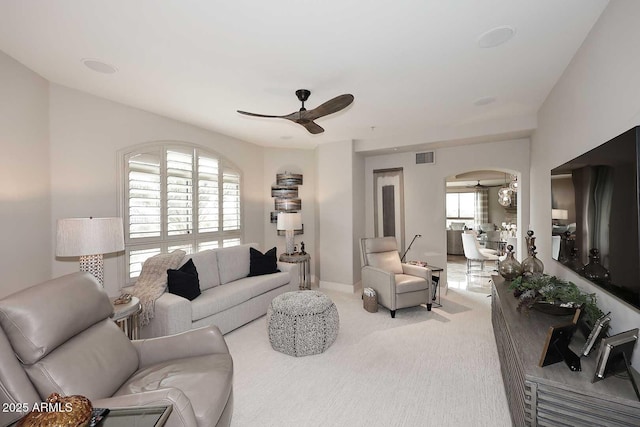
[551,126,640,311]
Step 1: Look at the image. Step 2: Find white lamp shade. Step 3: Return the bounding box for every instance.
[56,217,125,256]
[276,212,302,231]
[551,209,568,220]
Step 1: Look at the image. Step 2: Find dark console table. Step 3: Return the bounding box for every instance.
[491,275,640,426]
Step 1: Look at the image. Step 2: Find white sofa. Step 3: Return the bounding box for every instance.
[130,243,299,338]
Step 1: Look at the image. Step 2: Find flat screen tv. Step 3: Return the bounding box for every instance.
[551,126,640,312]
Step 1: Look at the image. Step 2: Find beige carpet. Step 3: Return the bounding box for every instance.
[224,287,511,427]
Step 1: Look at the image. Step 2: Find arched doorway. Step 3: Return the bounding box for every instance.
[445,169,519,291]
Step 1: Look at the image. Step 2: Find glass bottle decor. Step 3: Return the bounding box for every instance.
[498,245,522,281]
[565,247,584,273]
[582,248,610,286]
[521,245,544,277]
[524,230,536,257]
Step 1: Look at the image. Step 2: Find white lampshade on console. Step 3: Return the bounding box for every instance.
[56,217,125,285]
[552,209,569,221]
[277,212,302,255]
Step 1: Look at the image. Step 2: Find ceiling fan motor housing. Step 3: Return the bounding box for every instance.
[295,89,311,102]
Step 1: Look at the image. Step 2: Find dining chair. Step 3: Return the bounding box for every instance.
[461,232,500,273]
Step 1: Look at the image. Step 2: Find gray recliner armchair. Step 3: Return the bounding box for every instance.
[0,272,233,427]
[360,237,432,318]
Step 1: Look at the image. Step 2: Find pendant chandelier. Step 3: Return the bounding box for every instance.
[498,174,518,207]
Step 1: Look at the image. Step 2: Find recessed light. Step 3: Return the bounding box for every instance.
[477,26,515,48]
[474,96,497,106]
[82,58,117,74]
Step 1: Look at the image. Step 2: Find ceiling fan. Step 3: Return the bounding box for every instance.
[237,89,354,134]
[467,180,488,189]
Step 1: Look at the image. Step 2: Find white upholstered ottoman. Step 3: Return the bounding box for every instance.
[267,290,339,357]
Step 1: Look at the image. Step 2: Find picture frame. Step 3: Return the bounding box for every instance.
[539,322,581,371]
[581,311,611,357]
[593,328,639,382]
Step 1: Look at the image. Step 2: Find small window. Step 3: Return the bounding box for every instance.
[446,192,475,229]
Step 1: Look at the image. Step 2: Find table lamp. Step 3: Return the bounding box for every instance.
[552,209,568,225]
[277,212,302,255]
[56,217,125,285]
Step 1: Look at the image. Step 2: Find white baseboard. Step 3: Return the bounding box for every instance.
[319,281,354,294]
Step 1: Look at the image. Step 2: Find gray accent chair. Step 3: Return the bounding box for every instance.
[0,272,233,427]
[359,237,432,318]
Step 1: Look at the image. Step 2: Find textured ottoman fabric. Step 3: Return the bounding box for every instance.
[267,291,339,357]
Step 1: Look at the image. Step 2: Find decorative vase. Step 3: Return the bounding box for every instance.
[522,245,544,277]
[565,247,584,273]
[499,244,522,280]
[524,230,536,256]
[582,248,610,286]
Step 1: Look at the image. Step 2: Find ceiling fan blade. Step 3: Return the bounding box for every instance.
[237,110,285,119]
[305,94,354,120]
[298,120,324,134]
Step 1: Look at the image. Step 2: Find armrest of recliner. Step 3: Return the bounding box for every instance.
[132,326,229,369]
[362,266,395,306]
[401,263,433,297]
[402,263,433,295]
[401,263,432,279]
[92,388,197,427]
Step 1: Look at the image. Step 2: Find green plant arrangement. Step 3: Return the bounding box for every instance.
[508,274,604,325]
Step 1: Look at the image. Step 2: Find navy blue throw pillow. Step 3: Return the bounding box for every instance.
[248,247,279,277]
[167,258,201,301]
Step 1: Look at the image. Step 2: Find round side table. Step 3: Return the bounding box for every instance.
[111,296,141,340]
[279,252,311,290]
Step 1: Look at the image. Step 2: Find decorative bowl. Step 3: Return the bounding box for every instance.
[532,301,578,316]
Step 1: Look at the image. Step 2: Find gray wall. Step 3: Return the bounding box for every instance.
[317,140,357,290]
[0,51,51,297]
[365,139,530,286]
[531,0,640,366]
[263,147,316,280]
[48,85,266,296]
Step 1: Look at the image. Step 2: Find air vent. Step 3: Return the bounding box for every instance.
[416,151,435,165]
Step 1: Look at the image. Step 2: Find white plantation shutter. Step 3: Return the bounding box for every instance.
[127,152,162,238]
[223,168,240,231]
[223,238,241,247]
[122,143,242,281]
[198,240,219,251]
[129,247,162,278]
[166,150,193,236]
[198,156,219,233]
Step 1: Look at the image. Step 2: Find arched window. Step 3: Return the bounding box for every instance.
[120,142,241,281]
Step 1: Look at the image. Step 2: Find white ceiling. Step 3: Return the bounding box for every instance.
[0,1,608,151]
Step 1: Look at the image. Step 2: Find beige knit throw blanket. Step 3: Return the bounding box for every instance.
[131,249,186,326]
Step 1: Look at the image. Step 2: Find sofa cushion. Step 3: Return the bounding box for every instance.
[191,272,290,321]
[168,259,201,301]
[395,274,429,294]
[115,353,232,427]
[181,250,220,291]
[216,244,253,285]
[248,247,278,277]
